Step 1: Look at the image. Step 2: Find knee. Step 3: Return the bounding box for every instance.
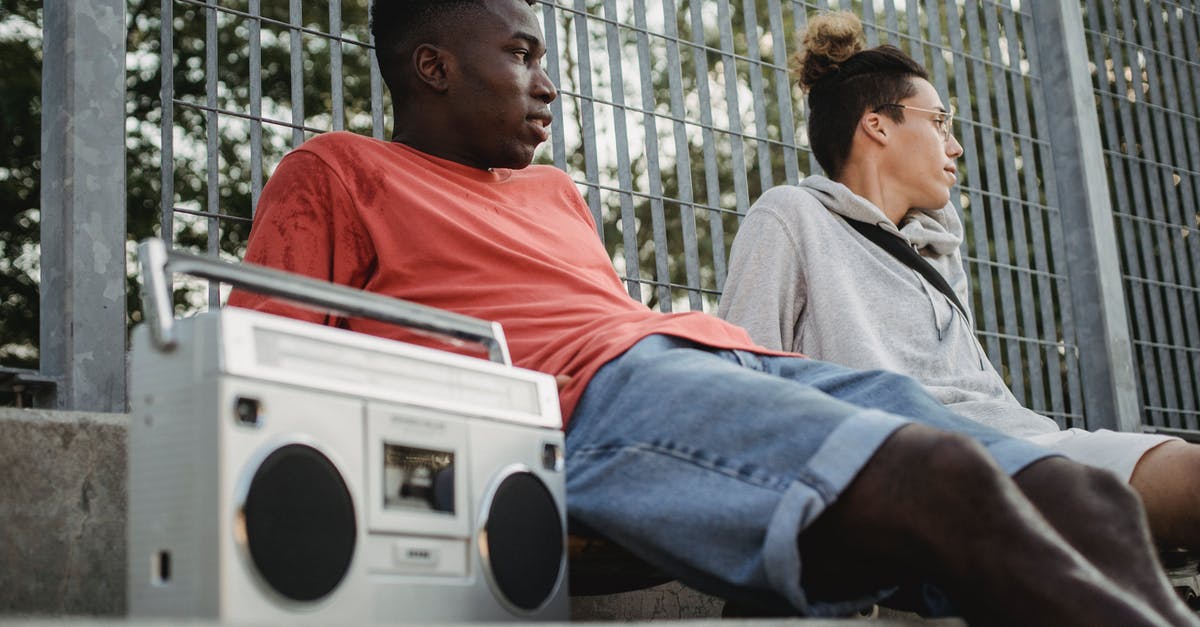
[1077,463,1145,514]
[1020,456,1146,518]
[878,425,1010,498]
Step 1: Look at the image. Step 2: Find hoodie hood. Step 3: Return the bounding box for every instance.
[798,175,963,259]
[797,174,975,340]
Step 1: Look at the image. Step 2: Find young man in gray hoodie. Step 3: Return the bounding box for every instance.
[719,12,1200,553]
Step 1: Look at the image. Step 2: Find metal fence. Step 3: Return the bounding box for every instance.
[27,0,1200,437]
[1083,0,1200,432]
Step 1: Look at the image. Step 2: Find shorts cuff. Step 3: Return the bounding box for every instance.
[763,409,908,615]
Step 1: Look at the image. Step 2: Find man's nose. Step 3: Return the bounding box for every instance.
[533,67,557,104]
[946,132,964,158]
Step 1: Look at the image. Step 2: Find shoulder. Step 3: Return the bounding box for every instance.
[288,131,392,165]
[752,185,832,219]
[746,185,839,233]
[513,163,576,186]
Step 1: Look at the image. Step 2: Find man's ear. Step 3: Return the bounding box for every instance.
[412,43,450,93]
[859,112,890,147]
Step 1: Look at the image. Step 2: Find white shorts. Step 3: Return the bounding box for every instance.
[1026,428,1178,482]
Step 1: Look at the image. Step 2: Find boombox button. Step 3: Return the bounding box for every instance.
[394,542,440,567]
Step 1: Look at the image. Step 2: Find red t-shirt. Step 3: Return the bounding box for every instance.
[229,132,773,424]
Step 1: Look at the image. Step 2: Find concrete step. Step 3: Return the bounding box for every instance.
[0,408,959,624]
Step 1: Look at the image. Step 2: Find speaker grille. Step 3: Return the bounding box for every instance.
[482,471,564,611]
[242,444,357,602]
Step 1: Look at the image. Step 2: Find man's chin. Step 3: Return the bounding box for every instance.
[496,147,539,170]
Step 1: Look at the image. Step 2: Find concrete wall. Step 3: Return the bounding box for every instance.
[0,409,128,616]
[0,408,722,620]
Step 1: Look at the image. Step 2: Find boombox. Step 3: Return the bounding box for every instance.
[127,239,569,622]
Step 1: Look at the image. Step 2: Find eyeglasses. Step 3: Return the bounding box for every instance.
[873,103,954,143]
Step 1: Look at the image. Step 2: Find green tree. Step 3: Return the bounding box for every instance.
[0,0,42,370]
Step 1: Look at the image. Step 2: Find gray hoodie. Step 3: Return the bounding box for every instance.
[718,176,1058,439]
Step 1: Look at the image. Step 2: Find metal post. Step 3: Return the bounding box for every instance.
[39,1,127,412]
[1030,2,1139,432]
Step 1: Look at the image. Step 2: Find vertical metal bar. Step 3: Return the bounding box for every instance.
[1111,0,1171,426]
[39,0,127,411]
[602,0,642,301]
[205,0,220,308]
[1127,0,1186,417]
[767,0,799,186]
[923,0,949,104]
[1005,1,1058,418]
[571,0,603,236]
[984,2,1030,403]
[661,0,701,310]
[905,0,924,66]
[541,3,567,172]
[862,0,880,48]
[1030,0,1140,432]
[741,0,775,193]
[369,31,385,140]
[330,0,345,131]
[633,0,673,310]
[249,0,263,214]
[883,0,901,48]
[161,0,175,243]
[1092,0,1157,426]
[961,0,1003,368]
[1030,0,1084,426]
[688,0,725,293]
[1165,0,1200,426]
[1142,0,1199,420]
[718,0,751,221]
[289,0,305,147]
[1181,5,1200,160]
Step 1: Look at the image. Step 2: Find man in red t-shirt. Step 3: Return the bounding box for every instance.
[229,1,1194,623]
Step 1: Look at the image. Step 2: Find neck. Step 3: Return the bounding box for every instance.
[835,162,908,226]
[390,105,490,171]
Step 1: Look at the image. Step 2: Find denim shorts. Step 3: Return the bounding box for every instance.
[564,334,1056,617]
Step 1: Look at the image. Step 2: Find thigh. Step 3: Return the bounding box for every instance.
[747,351,1052,475]
[565,335,908,615]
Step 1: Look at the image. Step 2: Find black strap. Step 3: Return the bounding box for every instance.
[843,217,969,321]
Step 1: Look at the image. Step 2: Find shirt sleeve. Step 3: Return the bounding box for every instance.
[226,149,376,325]
[717,204,807,352]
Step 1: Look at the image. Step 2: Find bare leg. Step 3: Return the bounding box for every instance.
[1130,440,1200,549]
[799,424,1174,626]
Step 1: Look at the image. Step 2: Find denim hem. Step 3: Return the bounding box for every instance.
[986,437,1063,476]
[763,409,908,615]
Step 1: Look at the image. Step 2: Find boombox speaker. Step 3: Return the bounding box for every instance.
[127,239,569,622]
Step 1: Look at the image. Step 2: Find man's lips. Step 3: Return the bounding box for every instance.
[528,113,553,141]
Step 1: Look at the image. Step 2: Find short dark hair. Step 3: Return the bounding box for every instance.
[370,0,536,104]
[794,13,928,178]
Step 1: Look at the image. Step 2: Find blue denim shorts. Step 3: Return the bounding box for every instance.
[564,334,1056,617]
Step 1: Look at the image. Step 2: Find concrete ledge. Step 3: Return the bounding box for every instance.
[0,618,958,626]
[0,408,129,616]
[570,582,724,620]
[0,409,959,624]
[0,409,723,620]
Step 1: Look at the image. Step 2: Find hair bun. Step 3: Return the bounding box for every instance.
[794,12,866,92]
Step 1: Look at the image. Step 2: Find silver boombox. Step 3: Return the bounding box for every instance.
[127,239,569,623]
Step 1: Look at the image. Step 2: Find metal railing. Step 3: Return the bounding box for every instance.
[25,0,1199,437]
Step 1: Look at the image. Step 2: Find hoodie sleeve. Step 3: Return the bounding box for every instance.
[717,202,806,352]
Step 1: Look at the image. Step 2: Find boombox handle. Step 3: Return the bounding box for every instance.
[136,238,513,367]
